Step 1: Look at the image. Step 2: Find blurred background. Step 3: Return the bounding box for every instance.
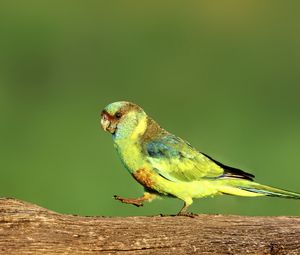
[0,1,299,216]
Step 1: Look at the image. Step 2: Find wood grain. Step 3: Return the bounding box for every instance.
[0,198,299,254]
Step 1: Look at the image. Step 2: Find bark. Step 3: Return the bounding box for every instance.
[0,197,299,254]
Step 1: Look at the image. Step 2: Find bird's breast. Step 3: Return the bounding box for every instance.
[114,139,147,173]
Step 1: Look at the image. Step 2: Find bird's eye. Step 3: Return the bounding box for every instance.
[115,111,122,119]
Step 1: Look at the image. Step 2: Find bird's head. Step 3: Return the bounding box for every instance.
[101,101,147,138]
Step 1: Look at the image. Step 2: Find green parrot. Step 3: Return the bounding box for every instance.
[100,101,300,215]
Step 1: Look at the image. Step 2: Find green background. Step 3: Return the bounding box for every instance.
[0,1,299,216]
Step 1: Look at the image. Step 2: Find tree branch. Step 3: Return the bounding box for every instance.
[0,198,299,254]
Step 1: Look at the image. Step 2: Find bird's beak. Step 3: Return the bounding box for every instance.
[101,113,117,134]
[101,117,110,131]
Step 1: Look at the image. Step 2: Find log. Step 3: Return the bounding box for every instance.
[0,198,299,254]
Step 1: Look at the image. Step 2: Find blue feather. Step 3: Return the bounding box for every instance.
[146,135,181,158]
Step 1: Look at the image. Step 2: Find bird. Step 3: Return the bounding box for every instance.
[100,101,300,216]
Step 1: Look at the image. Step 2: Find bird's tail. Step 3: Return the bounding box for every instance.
[219,180,300,199]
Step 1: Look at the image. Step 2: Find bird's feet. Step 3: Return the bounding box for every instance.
[114,195,144,207]
[176,211,197,218]
[159,212,196,218]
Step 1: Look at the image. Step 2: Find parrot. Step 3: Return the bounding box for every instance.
[100,101,300,216]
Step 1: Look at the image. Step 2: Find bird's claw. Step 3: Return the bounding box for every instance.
[113,195,144,207]
[176,212,196,218]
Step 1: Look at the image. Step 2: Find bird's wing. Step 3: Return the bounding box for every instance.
[144,134,254,182]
